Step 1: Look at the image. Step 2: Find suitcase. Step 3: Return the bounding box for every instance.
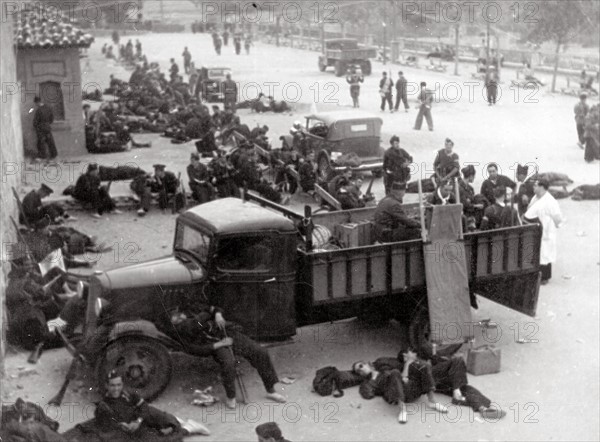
[335,223,360,248]
[467,345,501,375]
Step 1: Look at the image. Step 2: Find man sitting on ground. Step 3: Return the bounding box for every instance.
[21,184,75,225]
[131,164,181,216]
[72,163,122,219]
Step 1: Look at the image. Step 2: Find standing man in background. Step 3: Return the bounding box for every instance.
[574,92,589,149]
[413,82,433,131]
[379,72,394,113]
[182,47,192,74]
[33,96,57,160]
[394,71,409,112]
[346,66,364,108]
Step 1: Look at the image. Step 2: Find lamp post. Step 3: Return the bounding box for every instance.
[382,21,387,65]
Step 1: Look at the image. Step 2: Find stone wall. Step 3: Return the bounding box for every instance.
[17,47,86,157]
[0,18,24,375]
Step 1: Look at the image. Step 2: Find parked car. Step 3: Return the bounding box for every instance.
[196,67,231,102]
[281,111,385,181]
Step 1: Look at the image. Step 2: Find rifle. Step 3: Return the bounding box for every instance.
[223,328,248,404]
[48,327,86,406]
[363,174,376,201]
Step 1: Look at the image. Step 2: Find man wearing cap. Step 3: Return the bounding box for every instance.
[131,164,181,215]
[432,139,460,185]
[394,71,409,112]
[574,93,589,148]
[429,180,457,206]
[21,184,71,226]
[373,182,421,243]
[33,96,58,160]
[256,422,291,442]
[480,163,516,205]
[383,135,413,194]
[222,73,238,111]
[523,178,564,284]
[188,153,213,205]
[414,82,433,131]
[72,163,120,219]
[480,187,520,230]
[379,71,394,112]
[485,66,499,106]
[299,151,317,194]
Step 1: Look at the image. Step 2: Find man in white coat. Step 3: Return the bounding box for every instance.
[524,177,564,284]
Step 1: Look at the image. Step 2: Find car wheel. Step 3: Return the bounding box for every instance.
[96,336,173,402]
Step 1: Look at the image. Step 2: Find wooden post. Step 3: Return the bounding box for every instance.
[453,24,460,76]
[454,177,463,240]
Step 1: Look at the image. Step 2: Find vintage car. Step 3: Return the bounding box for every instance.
[318,38,376,76]
[281,111,385,181]
[196,67,231,102]
[68,194,541,401]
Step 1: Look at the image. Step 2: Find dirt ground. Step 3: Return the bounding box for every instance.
[2,30,599,442]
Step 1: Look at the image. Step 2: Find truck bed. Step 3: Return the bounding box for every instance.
[327,48,377,60]
[295,205,541,323]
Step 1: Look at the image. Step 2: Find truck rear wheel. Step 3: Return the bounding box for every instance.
[334,61,345,77]
[362,60,372,75]
[318,58,327,72]
[408,307,463,355]
[97,336,173,402]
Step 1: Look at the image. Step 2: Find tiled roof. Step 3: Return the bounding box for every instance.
[15,10,94,49]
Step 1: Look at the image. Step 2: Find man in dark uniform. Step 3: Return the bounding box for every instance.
[33,96,58,160]
[222,73,238,111]
[299,151,317,194]
[182,47,192,74]
[383,135,413,194]
[95,370,194,439]
[72,163,120,218]
[187,153,213,204]
[480,187,519,230]
[515,164,535,215]
[480,163,516,205]
[131,164,180,216]
[373,182,421,243]
[432,138,460,185]
[209,150,239,198]
[379,72,394,112]
[256,422,291,442]
[394,71,409,112]
[485,65,499,106]
[169,58,179,81]
[234,34,242,55]
[168,305,287,409]
[21,184,70,225]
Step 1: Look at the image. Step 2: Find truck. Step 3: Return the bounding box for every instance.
[72,194,541,401]
[318,38,377,76]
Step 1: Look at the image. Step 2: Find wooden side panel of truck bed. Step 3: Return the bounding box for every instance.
[299,206,542,317]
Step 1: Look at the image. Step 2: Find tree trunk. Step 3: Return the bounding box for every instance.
[551,38,561,93]
[454,24,460,76]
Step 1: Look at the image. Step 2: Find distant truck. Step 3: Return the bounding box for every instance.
[318,38,377,76]
[196,67,231,102]
[72,194,542,400]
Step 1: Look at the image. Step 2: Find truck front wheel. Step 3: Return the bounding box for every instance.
[362,60,372,75]
[97,336,173,402]
[408,307,463,356]
[318,58,327,72]
[334,61,345,77]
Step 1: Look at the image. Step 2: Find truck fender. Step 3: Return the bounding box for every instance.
[107,320,183,351]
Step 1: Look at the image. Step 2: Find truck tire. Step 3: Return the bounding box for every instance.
[334,61,345,77]
[97,336,173,402]
[408,306,462,355]
[318,58,327,72]
[362,60,372,75]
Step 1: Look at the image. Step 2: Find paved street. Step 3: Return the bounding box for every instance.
[3,27,599,442]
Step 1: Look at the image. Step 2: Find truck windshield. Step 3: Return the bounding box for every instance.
[175,223,211,264]
[215,236,273,273]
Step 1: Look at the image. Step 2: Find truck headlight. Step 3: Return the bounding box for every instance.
[331,151,342,161]
[95,298,105,316]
